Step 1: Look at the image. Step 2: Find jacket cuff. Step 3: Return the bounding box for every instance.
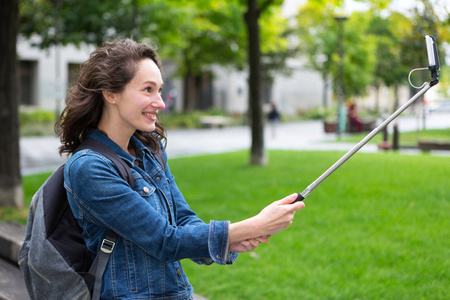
[208,220,238,265]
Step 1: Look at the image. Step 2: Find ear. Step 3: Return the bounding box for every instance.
[102,90,116,104]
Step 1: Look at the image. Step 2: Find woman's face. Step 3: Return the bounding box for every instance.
[113,58,165,134]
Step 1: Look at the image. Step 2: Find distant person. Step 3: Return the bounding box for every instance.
[267,102,281,138]
[57,39,305,299]
[347,101,363,132]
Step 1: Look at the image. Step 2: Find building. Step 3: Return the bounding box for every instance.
[17,35,328,117]
[17,36,96,112]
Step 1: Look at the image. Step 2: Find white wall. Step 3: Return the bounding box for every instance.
[17,36,95,111]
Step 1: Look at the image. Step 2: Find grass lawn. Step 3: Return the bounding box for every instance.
[5,150,449,299]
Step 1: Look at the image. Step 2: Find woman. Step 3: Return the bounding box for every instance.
[58,39,305,299]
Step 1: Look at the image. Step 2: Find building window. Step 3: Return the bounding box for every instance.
[19,60,37,106]
[68,63,81,88]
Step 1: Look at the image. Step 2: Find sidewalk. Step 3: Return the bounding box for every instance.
[20,112,450,175]
[2,113,450,299]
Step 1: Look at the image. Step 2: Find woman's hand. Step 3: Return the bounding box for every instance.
[253,193,305,236]
[229,235,271,253]
[229,193,305,245]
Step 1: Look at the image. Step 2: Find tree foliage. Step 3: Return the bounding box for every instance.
[296,0,377,102]
[19,0,290,112]
[296,0,450,108]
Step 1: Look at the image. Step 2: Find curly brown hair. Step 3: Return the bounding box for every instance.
[56,39,166,155]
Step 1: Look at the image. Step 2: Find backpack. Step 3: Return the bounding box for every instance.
[18,138,166,300]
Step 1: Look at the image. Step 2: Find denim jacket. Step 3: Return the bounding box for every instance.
[64,130,238,299]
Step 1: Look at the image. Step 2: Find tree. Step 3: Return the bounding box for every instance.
[296,1,377,106]
[20,0,136,47]
[245,0,265,165]
[367,12,411,112]
[19,0,248,112]
[156,0,248,112]
[0,0,23,208]
[244,0,284,165]
[336,11,377,99]
[398,0,448,93]
[296,0,337,108]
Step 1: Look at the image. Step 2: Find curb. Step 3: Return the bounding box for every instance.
[0,221,29,300]
[0,221,25,265]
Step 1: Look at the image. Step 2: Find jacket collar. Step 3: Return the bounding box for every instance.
[86,129,150,166]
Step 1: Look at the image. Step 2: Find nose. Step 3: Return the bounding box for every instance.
[153,93,166,110]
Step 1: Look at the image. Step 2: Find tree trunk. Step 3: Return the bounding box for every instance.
[245,0,266,165]
[182,51,198,113]
[183,70,198,112]
[0,0,23,207]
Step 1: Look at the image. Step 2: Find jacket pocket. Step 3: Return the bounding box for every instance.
[135,177,162,213]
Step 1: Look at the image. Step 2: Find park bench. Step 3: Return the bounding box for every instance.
[323,119,376,133]
[199,116,232,128]
[417,141,450,152]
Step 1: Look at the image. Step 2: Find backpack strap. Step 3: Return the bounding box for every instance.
[154,148,166,172]
[75,138,132,300]
[77,138,135,190]
[88,230,118,300]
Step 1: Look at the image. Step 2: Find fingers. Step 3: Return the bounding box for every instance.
[277,193,299,205]
[230,239,260,253]
[278,193,306,212]
[254,235,270,243]
[291,200,305,211]
[277,194,306,210]
[248,239,260,248]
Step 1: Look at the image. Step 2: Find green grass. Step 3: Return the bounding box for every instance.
[19,110,58,137]
[4,151,449,299]
[0,172,52,223]
[170,151,449,299]
[341,128,450,147]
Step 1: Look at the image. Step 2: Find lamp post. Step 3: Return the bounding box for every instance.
[51,0,64,117]
[334,16,347,140]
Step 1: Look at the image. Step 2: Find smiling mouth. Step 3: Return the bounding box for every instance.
[143,112,157,118]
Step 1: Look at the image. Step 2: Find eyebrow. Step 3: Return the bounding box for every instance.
[143,80,163,87]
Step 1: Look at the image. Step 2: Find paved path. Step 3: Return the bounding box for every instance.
[20,112,450,175]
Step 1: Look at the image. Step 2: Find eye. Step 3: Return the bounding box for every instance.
[144,87,152,93]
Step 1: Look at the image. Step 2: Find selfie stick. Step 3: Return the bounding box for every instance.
[295,35,440,202]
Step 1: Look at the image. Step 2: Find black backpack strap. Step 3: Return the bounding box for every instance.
[77,138,135,190]
[154,150,166,172]
[75,138,134,299]
[89,230,118,300]
[149,140,166,172]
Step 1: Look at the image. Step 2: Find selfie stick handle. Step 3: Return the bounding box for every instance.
[295,82,432,202]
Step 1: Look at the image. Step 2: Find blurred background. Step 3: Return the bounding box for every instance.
[1,2,449,299]
[15,0,450,124]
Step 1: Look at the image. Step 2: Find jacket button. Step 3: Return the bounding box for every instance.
[216,255,220,260]
[143,187,149,193]
[156,177,160,181]
[177,269,181,276]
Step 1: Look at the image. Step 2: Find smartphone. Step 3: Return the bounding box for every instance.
[425,35,440,71]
